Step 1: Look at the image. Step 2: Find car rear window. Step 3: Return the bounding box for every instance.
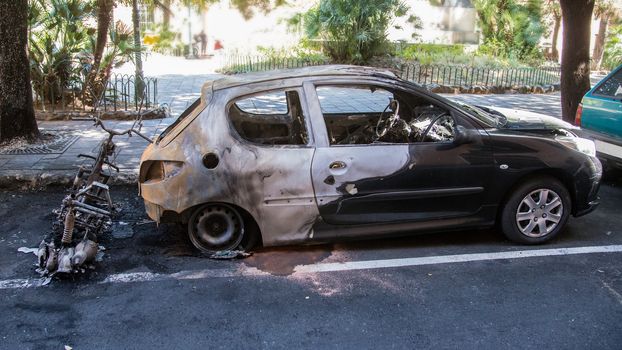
[228,89,308,146]
[157,98,201,142]
[594,68,622,98]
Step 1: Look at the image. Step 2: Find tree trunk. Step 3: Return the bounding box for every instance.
[551,15,560,61]
[83,0,113,102]
[93,0,114,75]
[559,0,595,124]
[591,15,609,70]
[163,0,171,29]
[132,0,144,102]
[0,0,39,143]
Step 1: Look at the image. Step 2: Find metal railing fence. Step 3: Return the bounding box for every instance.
[218,55,561,88]
[33,73,158,113]
[398,63,561,88]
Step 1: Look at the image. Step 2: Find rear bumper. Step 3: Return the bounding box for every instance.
[143,199,162,223]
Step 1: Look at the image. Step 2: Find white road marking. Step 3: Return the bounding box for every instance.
[1,244,622,290]
[595,139,622,159]
[293,244,622,273]
[602,281,622,306]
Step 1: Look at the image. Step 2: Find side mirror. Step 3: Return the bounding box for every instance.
[453,125,478,146]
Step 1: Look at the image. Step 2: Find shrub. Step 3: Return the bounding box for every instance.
[472,0,545,60]
[602,24,622,71]
[289,0,420,63]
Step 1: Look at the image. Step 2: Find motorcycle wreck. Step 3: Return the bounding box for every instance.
[34,115,153,278]
[37,186,113,276]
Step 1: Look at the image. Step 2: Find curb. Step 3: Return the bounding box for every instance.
[0,169,138,190]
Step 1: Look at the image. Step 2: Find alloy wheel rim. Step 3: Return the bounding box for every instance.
[515,189,563,238]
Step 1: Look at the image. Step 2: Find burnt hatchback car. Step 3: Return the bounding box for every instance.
[139,65,602,253]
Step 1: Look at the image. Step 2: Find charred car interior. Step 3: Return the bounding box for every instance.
[316,86,455,145]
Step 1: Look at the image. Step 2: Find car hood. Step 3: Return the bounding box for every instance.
[481,106,578,131]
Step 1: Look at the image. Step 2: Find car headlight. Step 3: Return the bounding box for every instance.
[556,136,596,157]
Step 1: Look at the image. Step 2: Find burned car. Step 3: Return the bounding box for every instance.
[139,65,602,253]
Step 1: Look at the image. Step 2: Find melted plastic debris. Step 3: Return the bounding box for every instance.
[208,250,253,260]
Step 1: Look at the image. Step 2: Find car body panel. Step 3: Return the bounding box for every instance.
[578,64,622,161]
[486,106,579,131]
[304,79,495,226]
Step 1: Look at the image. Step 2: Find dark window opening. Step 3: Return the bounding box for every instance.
[594,68,622,98]
[316,86,455,145]
[228,90,308,146]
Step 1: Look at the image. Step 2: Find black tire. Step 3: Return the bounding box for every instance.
[500,176,571,244]
[188,203,245,253]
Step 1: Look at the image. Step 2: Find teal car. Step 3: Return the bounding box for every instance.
[576,64,622,167]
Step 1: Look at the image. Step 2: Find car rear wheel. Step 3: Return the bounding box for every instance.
[500,177,571,244]
[188,203,245,253]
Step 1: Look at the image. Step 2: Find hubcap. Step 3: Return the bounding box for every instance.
[516,189,563,237]
[191,205,243,250]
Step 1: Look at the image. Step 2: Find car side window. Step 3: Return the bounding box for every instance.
[315,85,455,145]
[228,89,308,146]
[594,69,622,98]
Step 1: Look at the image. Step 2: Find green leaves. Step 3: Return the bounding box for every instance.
[28,0,96,102]
[473,0,545,60]
[293,0,418,63]
[603,24,622,70]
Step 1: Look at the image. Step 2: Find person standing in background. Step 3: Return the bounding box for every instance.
[199,30,207,56]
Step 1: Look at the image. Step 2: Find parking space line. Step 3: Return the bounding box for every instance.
[2,244,622,290]
[293,245,622,273]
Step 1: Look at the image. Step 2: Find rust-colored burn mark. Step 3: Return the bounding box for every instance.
[244,244,333,276]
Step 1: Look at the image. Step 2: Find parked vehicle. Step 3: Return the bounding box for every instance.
[575,64,622,168]
[139,65,602,253]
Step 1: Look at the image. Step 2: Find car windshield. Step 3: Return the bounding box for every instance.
[460,103,507,127]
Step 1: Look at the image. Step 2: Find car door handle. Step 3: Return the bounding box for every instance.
[329,161,346,170]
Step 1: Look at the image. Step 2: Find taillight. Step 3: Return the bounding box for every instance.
[141,161,164,183]
[574,103,583,126]
[140,161,183,183]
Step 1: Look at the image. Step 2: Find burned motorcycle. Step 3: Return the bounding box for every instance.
[37,115,153,276]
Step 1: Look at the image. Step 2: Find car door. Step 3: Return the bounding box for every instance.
[582,65,622,139]
[304,80,494,226]
[222,85,320,244]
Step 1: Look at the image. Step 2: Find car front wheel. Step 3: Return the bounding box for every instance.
[500,177,571,244]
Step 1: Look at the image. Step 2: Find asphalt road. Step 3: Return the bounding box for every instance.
[1,171,621,349]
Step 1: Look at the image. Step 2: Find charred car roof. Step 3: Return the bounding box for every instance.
[200,65,398,97]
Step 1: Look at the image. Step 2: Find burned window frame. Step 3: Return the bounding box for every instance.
[312,82,458,147]
[225,86,314,148]
[158,98,208,147]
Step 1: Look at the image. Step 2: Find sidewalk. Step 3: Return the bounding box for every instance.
[0,118,168,188]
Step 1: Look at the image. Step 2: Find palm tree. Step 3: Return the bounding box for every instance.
[543,0,561,61]
[592,0,620,69]
[82,0,283,104]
